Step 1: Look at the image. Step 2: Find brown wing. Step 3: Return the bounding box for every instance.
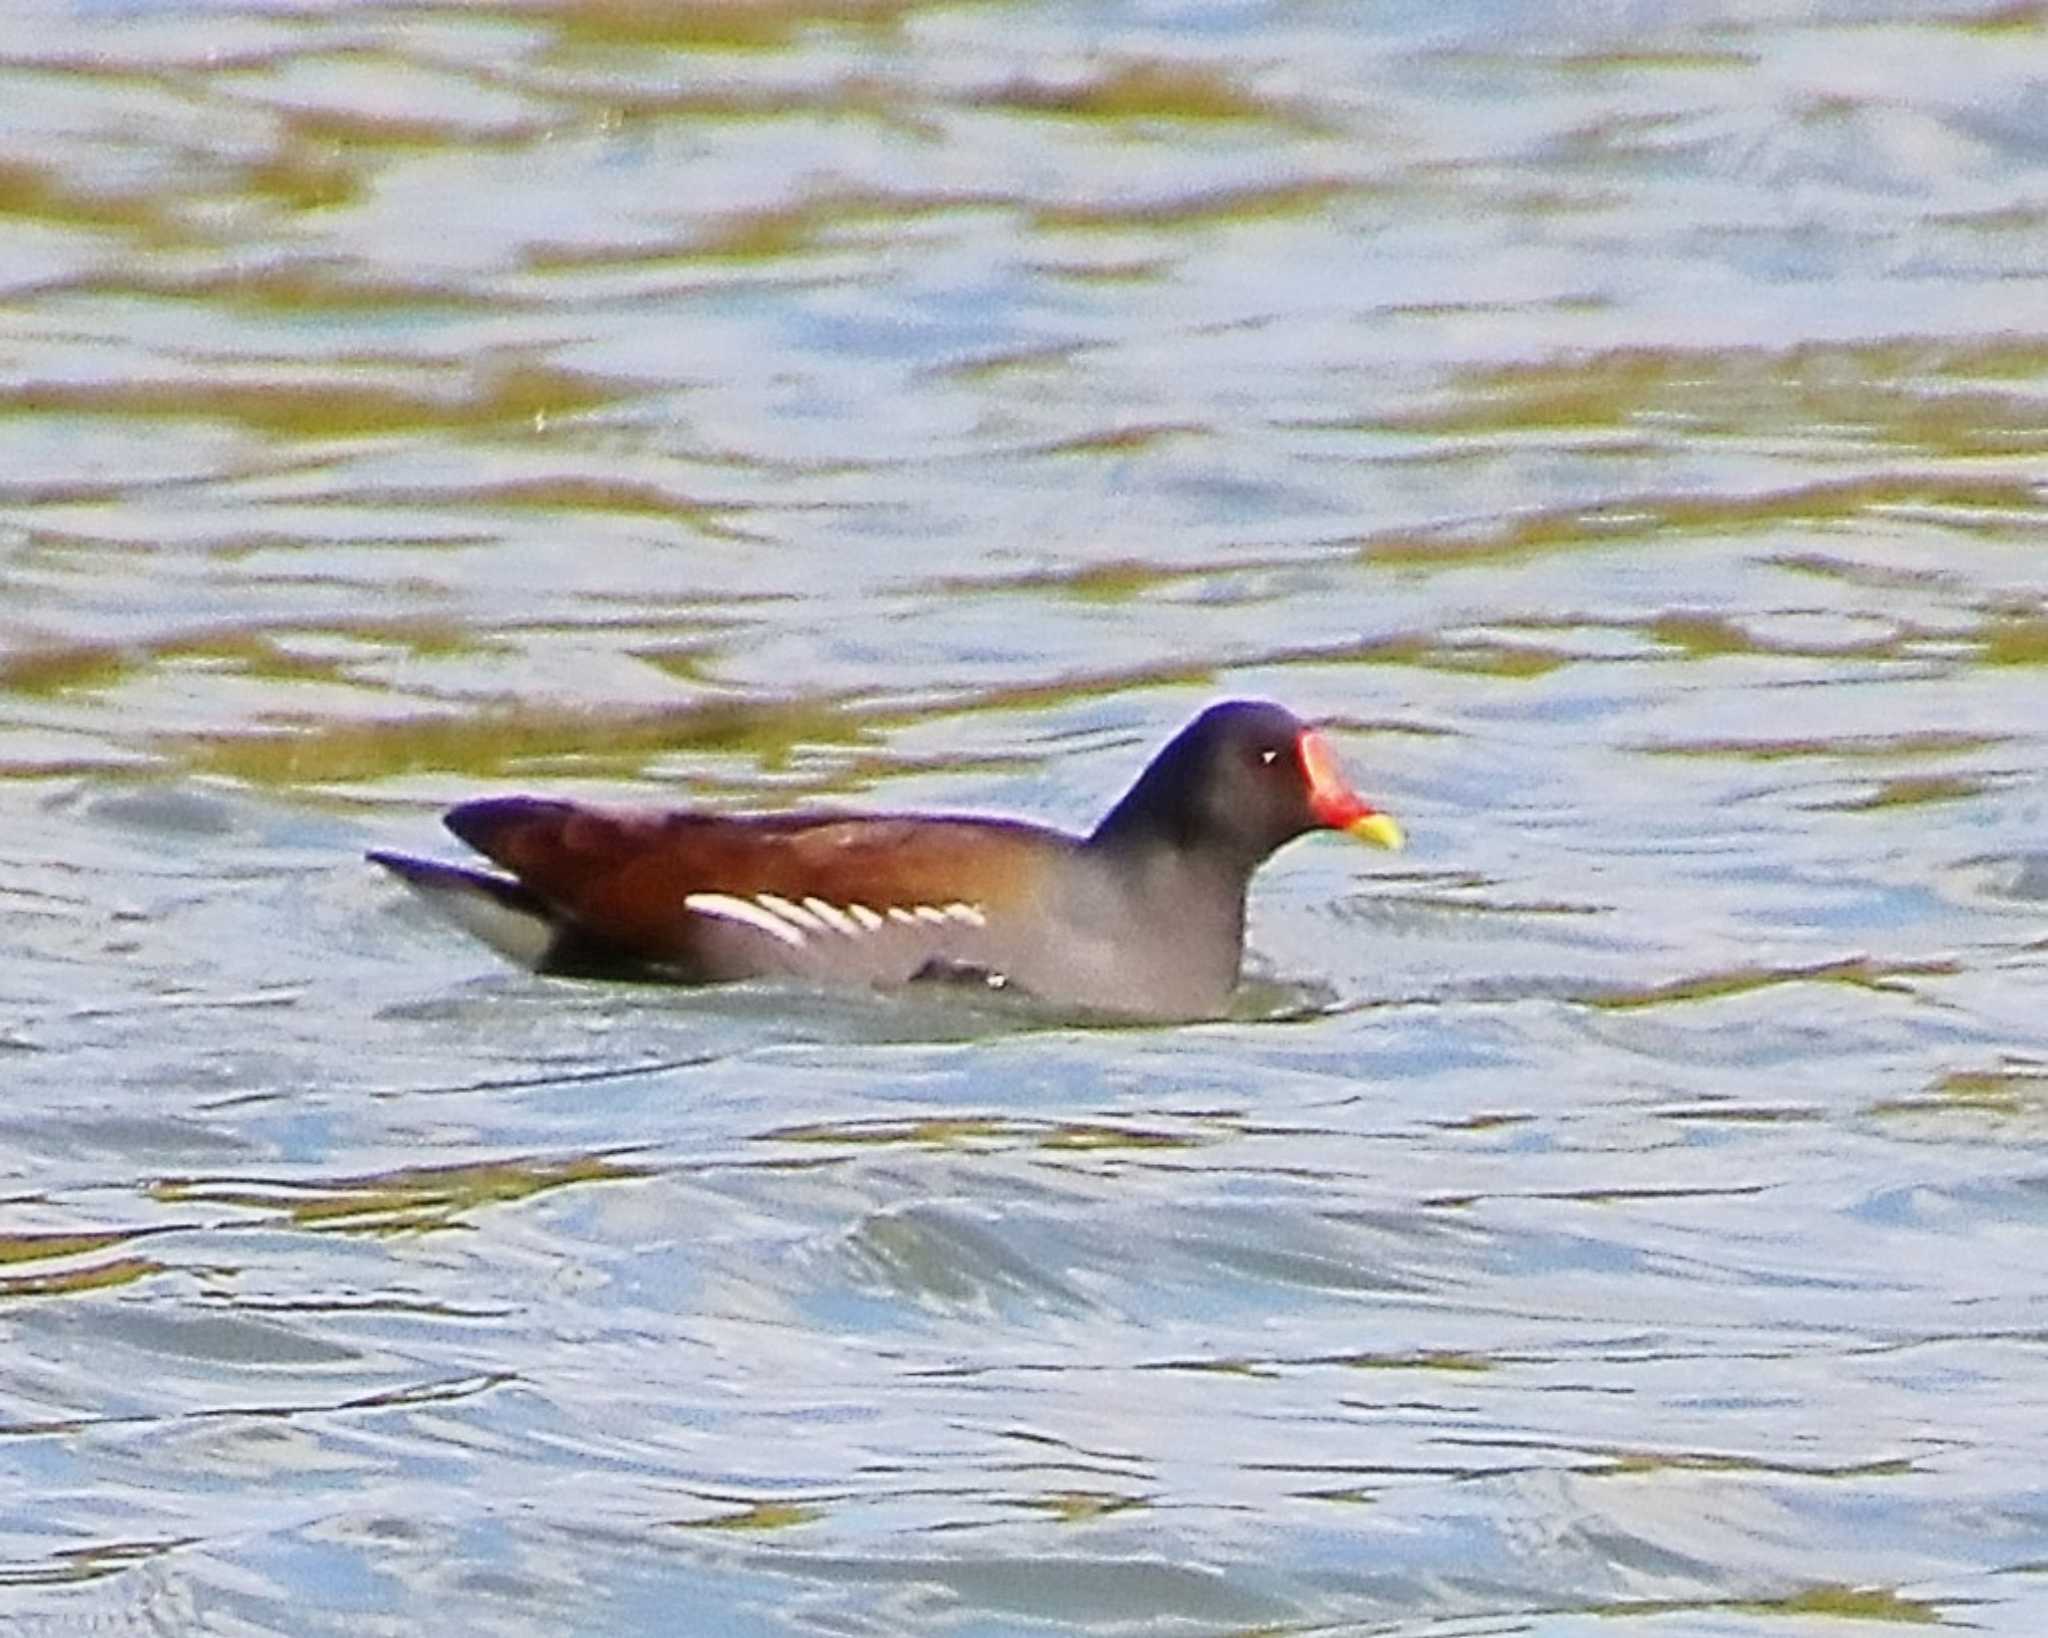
[443,797,1060,963]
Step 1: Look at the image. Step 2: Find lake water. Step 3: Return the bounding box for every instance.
[3,0,2048,1632]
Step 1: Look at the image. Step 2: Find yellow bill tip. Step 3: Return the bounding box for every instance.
[1346,811,1405,851]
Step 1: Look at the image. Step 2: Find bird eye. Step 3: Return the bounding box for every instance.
[1256,747,1280,767]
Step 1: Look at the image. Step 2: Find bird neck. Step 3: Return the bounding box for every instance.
[1091,739,1205,851]
[1086,788,1261,904]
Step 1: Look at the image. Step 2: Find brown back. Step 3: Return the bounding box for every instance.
[446,797,1062,959]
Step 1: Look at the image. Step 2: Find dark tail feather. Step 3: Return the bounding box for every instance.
[442,796,576,868]
[367,850,558,969]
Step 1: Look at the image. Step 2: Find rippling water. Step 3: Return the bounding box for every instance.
[4,0,2048,1632]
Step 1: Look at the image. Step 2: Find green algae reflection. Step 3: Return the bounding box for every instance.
[1593,1583,1943,1625]
[180,693,863,787]
[1583,955,1957,1011]
[762,1115,1200,1154]
[0,1227,167,1303]
[152,1153,649,1237]
[676,1499,825,1531]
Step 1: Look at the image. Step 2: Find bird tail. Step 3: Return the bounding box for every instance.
[367,850,558,970]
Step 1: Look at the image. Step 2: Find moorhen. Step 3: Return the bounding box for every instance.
[368,699,1403,1019]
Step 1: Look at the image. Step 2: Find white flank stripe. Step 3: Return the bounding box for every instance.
[876,902,985,928]
[757,893,825,932]
[802,897,860,936]
[682,892,985,948]
[684,892,808,948]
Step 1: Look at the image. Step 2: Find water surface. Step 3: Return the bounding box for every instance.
[3,0,2048,1632]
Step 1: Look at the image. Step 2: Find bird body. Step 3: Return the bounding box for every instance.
[370,700,1402,1019]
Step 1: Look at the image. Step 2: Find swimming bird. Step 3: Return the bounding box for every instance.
[369,699,1403,1019]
